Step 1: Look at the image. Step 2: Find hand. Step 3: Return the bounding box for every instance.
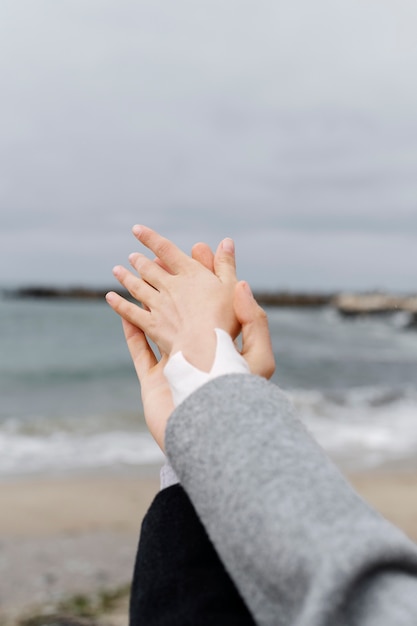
[190,242,275,379]
[114,238,275,450]
[106,225,239,372]
[118,240,230,444]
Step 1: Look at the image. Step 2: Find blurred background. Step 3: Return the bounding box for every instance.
[1,0,417,476]
[1,2,417,619]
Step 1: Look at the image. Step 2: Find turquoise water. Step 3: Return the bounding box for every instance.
[1,295,417,474]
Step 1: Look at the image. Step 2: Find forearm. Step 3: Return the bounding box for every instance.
[165,374,417,626]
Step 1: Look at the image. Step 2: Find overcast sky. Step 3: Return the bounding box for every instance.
[1,0,417,291]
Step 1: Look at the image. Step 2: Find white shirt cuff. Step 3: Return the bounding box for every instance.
[160,462,180,490]
[163,328,250,407]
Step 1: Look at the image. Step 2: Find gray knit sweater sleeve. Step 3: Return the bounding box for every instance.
[165,374,417,626]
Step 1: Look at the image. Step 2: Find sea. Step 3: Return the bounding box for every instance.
[1,294,417,477]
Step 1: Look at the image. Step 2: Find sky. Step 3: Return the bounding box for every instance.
[1,0,417,292]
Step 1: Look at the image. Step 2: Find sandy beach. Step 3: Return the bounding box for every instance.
[0,468,416,623]
[0,470,160,623]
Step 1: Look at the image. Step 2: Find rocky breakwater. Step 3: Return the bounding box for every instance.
[333,293,417,328]
[2,286,131,300]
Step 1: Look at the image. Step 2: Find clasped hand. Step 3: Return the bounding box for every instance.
[106,225,275,450]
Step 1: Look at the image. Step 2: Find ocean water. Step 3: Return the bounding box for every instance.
[1,295,417,476]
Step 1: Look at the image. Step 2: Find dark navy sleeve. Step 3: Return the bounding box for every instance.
[129,484,255,626]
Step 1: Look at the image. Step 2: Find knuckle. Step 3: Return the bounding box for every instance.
[132,254,148,275]
[114,297,129,316]
[122,275,139,299]
[255,305,268,322]
[122,299,135,317]
[130,284,143,303]
[154,238,171,260]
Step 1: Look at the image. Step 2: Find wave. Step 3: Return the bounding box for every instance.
[0,430,164,476]
[290,385,417,411]
[289,386,417,471]
[0,384,416,476]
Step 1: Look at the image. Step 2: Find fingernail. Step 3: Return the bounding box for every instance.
[132,224,143,237]
[112,265,121,277]
[128,253,138,263]
[222,237,234,253]
[105,291,115,303]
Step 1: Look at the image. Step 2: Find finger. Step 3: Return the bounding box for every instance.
[234,281,276,379]
[128,252,172,292]
[132,224,190,274]
[191,242,215,272]
[214,237,237,285]
[105,290,150,330]
[121,318,158,380]
[154,257,174,274]
[113,264,158,307]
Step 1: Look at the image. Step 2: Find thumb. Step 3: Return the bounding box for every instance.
[214,237,237,285]
[234,281,276,379]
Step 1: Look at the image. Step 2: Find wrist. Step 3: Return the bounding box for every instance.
[164,328,250,407]
[171,328,218,373]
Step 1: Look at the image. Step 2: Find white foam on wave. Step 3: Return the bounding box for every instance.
[1,386,416,475]
[0,430,164,476]
[290,387,417,471]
